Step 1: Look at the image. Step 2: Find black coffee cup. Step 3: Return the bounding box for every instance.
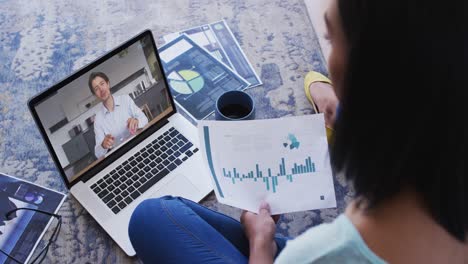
[215,91,255,120]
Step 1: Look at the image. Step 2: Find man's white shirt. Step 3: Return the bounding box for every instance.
[94,95,148,158]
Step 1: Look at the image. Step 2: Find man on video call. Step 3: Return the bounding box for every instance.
[89,72,148,158]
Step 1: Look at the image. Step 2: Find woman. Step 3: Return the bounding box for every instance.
[128,0,467,262]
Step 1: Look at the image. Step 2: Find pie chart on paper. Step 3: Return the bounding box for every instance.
[168,69,205,95]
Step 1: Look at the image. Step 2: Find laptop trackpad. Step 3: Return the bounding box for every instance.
[151,174,201,199]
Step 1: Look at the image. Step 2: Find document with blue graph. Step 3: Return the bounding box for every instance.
[159,34,250,121]
[198,114,337,214]
[162,20,262,88]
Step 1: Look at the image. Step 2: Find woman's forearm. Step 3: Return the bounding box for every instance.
[249,238,275,264]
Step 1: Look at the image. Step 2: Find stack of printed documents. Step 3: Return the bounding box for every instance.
[159,20,262,121]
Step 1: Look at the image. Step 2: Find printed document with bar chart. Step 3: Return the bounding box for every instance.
[198,114,336,214]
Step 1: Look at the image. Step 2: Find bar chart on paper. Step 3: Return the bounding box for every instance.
[199,115,337,214]
[222,156,316,193]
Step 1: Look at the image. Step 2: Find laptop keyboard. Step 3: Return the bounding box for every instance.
[90,127,199,214]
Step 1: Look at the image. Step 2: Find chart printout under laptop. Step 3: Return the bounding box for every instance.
[28,30,212,256]
[0,172,65,264]
[162,20,262,88]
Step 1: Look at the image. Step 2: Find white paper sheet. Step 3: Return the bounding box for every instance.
[162,20,262,88]
[198,114,337,214]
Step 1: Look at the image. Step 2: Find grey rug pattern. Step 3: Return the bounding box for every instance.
[0,0,353,262]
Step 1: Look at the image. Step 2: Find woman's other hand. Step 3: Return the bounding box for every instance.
[241,202,278,264]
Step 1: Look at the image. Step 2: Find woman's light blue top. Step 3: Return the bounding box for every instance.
[275,214,387,264]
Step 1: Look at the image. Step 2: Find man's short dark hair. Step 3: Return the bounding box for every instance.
[332,0,467,241]
[88,72,109,94]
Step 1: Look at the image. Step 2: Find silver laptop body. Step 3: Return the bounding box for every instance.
[28,30,212,256]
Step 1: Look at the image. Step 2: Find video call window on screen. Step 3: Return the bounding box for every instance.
[35,36,172,182]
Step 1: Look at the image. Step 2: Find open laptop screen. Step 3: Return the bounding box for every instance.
[31,32,174,185]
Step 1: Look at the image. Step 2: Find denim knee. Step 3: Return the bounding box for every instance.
[128,196,175,238]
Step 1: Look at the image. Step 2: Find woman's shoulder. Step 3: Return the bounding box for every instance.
[275,214,386,264]
[277,215,349,259]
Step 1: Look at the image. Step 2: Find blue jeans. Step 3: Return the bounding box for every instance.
[128,196,287,263]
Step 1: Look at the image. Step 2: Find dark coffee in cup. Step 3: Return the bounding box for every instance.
[215,91,255,120]
[219,104,252,119]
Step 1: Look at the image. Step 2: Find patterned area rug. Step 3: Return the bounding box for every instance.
[0,0,352,262]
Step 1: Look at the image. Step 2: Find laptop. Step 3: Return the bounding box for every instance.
[27,30,213,256]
